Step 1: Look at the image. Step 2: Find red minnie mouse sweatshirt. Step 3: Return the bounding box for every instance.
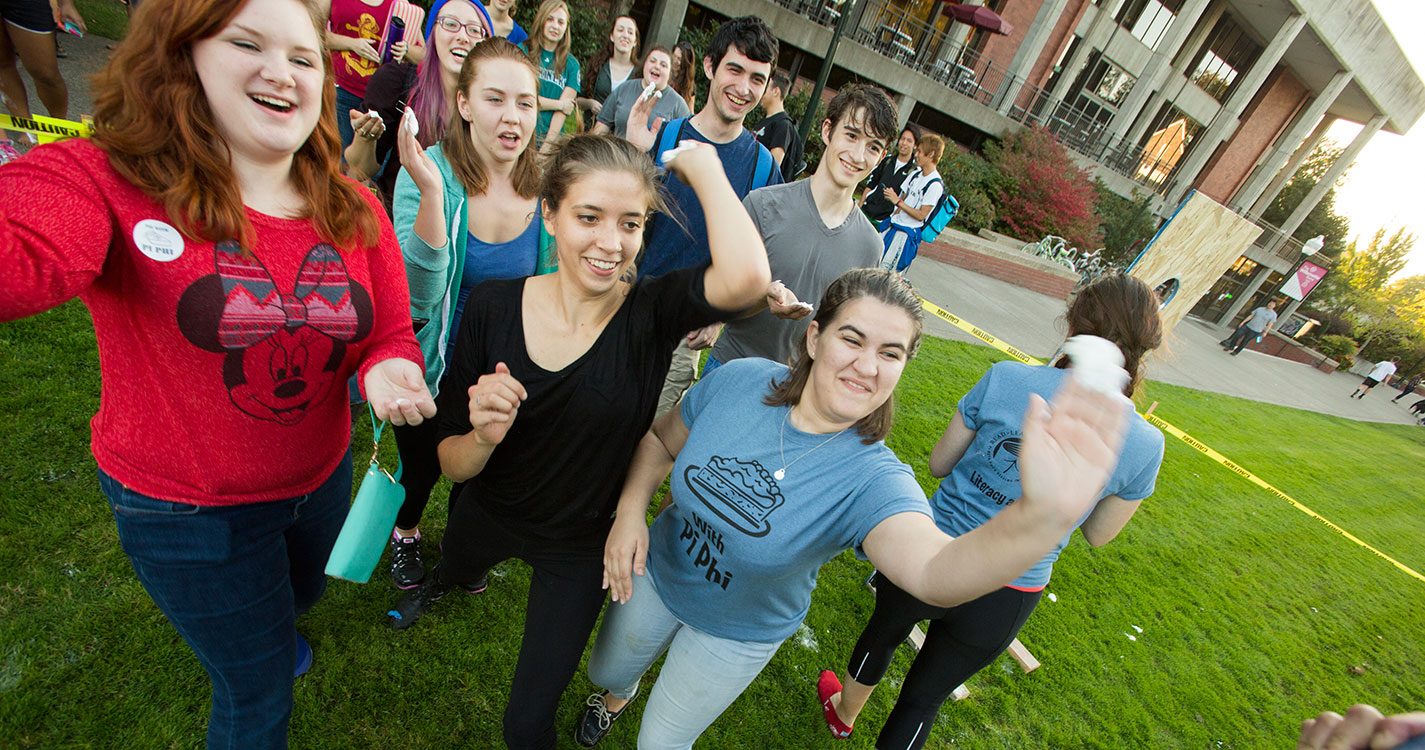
[0,139,423,506]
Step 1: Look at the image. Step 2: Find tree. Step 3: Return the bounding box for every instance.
[984,127,1102,250]
[1260,140,1352,256]
[1094,180,1157,265]
[1312,227,1416,319]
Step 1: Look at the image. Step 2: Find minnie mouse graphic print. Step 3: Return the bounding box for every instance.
[0,139,422,505]
[178,241,373,425]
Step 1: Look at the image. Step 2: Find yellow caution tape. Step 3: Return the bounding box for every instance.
[0,112,93,144]
[917,296,1425,585]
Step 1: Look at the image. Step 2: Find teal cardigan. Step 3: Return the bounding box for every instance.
[392,144,557,394]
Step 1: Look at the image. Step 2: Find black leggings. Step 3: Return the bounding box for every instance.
[392,417,455,530]
[435,499,607,750]
[846,572,1042,750]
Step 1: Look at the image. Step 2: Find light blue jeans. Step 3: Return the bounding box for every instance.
[586,572,783,749]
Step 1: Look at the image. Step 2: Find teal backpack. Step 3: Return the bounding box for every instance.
[919,178,960,243]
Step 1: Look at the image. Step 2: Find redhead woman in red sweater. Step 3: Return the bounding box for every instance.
[0,0,433,747]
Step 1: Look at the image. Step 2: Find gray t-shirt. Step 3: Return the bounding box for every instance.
[597,79,691,139]
[1245,306,1277,332]
[710,180,882,366]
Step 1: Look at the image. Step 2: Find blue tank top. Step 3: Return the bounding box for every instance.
[449,215,541,349]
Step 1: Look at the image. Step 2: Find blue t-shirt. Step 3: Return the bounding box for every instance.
[646,358,932,642]
[639,119,783,278]
[449,217,541,350]
[505,20,528,46]
[526,46,580,140]
[932,361,1165,589]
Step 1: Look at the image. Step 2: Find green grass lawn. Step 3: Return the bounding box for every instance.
[2,300,1423,748]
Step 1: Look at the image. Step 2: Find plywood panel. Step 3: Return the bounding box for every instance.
[1128,192,1262,332]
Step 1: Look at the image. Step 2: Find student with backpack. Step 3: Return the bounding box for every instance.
[705,85,899,376]
[878,133,947,274]
[860,126,918,223]
[622,16,783,416]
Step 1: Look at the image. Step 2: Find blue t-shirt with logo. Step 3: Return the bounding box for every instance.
[639,119,782,278]
[932,361,1164,589]
[646,358,931,643]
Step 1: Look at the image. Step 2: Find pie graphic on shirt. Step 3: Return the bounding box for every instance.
[684,456,784,537]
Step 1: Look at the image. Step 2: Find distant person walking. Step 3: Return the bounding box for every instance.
[1391,374,1422,404]
[1351,357,1399,399]
[1221,300,1277,355]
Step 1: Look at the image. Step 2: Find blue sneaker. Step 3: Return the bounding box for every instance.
[294,633,312,678]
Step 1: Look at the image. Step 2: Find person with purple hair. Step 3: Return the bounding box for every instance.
[384,37,557,592]
[344,0,493,211]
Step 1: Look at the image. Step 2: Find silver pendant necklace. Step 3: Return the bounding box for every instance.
[776,409,850,481]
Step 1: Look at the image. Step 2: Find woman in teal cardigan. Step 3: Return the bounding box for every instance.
[388,38,555,590]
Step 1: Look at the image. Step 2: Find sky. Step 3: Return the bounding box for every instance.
[1322,0,1425,279]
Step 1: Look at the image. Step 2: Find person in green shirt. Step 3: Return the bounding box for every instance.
[522,0,580,146]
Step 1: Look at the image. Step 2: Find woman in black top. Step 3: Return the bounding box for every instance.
[386,134,770,750]
[576,14,639,126]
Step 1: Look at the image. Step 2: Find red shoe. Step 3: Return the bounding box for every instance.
[817,670,854,738]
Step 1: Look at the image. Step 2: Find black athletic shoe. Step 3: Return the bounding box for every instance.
[574,687,638,747]
[389,532,425,590]
[462,573,489,595]
[387,575,449,630]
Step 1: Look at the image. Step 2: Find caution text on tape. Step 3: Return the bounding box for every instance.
[1,113,92,144]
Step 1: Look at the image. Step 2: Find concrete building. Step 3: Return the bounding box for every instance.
[641,0,1425,325]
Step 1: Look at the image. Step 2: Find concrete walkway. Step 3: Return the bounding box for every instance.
[905,259,1420,426]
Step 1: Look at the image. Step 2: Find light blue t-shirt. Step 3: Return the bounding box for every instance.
[646,358,932,643]
[932,361,1164,589]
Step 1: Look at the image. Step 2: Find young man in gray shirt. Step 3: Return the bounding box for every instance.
[1221,300,1277,355]
[706,85,900,372]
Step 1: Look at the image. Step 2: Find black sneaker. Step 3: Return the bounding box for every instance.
[389,532,425,589]
[387,574,449,630]
[463,572,489,595]
[574,687,638,747]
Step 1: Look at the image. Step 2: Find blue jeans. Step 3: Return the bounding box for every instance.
[586,573,783,749]
[335,85,363,156]
[701,355,723,378]
[99,452,352,750]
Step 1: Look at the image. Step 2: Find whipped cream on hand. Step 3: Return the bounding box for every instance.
[1061,335,1130,397]
[660,139,699,164]
[402,106,419,138]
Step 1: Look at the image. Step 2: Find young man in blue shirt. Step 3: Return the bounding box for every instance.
[623,16,783,415]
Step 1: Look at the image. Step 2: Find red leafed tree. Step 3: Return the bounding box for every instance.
[986,127,1103,250]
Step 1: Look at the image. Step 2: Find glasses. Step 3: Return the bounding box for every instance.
[436,16,488,39]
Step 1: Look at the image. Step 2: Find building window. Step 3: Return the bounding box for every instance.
[1042,35,1082,94]
[1188,15,1262,103]
[1084,55,1135,106]
[1115,0,1184,51]
[1133,102,1203,188]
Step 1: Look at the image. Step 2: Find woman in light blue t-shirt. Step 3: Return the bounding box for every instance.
[571,268,1139,748]
[820,274,1166,750]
